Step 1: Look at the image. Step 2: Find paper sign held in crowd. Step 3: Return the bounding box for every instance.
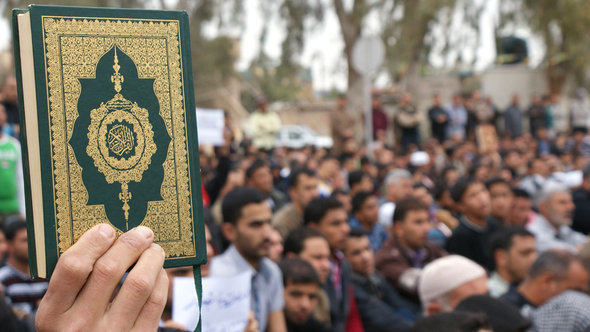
[173,272,252,332]
[196,108,225,146]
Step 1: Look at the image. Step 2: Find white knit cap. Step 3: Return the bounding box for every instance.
[418,255,486,304]
[410,151,430,167]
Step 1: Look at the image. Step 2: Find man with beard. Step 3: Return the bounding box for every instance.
[501,250,588,313]
[210,187,286,332]
[304,197,360,331]
[349,191,388,252]
[0,220,48,316]
[246,159,286,212]
[487,227,537,297]
[273,168,319,238]
[526,183,587,253]
[344,229,416,331]
[376,198,446,307]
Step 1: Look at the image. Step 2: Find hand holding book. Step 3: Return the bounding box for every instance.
[35,224,167,332]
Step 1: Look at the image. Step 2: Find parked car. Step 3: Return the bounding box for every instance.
[275,125,333,149]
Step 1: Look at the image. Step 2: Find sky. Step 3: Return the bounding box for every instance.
[200,0,544,91]
[0,0,544,92]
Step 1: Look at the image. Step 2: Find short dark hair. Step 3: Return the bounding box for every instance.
[442,166,457,179]
[245,159,269,180]
[304,197,344,225]
[330,189,349,198]
[221,187,266,225]
[360,156,372,166]
[280,257,320,286]
[455,295,532,332]
[393,197,428,223]
[512,188,531,199]
[288,168,316,189]
[351,191,374,213]
[489,227,534,268]
[485,177,511,191]
[528,249,578,281]
[348,227,368,239]
[450,177,480,203]
[410,312,490,332]
[432,181,449,201]
[348,170,368,189]
[527,158,546,171]
[319,155,338,165]
[283,227,326,256]
[3,219,27,241]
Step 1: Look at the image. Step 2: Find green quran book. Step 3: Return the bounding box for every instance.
[12,5,206,279]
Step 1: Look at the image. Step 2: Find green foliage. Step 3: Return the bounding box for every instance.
[191,35,238,92]
[381,0,455,81]
[501,0,590,92]
[247,53,301,102]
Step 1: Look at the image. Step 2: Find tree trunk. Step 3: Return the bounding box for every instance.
[546,64,567,96]
[333,0,365,143]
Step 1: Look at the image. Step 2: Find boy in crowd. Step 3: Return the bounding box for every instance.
[280,258,330,332]
[485,177,514,226]
[445,177,501,270]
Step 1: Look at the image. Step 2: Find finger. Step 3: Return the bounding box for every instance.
[39,224,116,315]
[131,268,169,332]
[108,243,165,330]
[74,226,154,315]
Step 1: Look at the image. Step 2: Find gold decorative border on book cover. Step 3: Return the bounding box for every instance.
[42,16,195,258]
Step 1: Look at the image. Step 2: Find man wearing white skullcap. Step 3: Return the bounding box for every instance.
[419,255,488,315]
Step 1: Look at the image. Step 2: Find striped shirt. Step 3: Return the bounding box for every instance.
[0,263,48,315]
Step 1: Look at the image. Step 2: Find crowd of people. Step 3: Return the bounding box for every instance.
[173,88,590,331]
[3,71,590,332]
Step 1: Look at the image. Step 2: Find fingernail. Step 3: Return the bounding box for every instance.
[98,224,115,239]
[151,243,166,257]
[135,226,153,239]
